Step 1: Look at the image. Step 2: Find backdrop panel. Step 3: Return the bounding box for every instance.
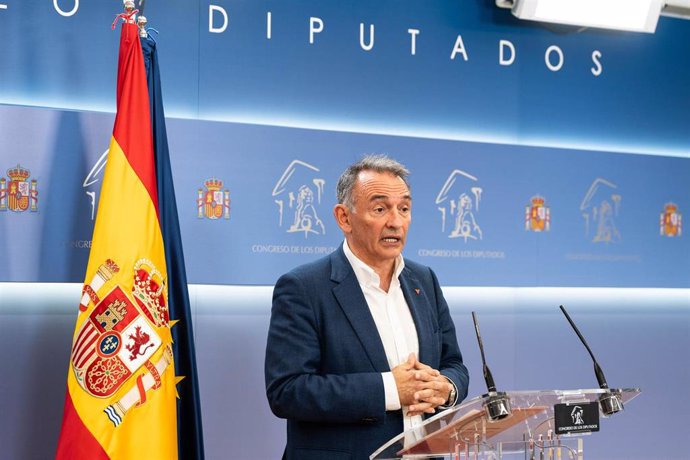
[1,105,688,286]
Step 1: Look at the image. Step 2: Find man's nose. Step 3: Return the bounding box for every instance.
[387,209,404,228]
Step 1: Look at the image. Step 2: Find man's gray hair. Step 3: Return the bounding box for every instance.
[336,154,410,209]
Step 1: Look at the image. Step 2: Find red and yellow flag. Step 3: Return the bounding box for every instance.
[56,19,177,459]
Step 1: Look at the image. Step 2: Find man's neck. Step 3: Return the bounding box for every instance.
[344,241,398,293]
[376,265,395,293]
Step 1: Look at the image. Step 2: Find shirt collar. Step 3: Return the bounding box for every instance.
[342,240,405,289]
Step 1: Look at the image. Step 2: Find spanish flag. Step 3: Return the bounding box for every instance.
[55,17,197,459]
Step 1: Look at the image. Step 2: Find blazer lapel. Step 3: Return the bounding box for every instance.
[400,267,435,365]
[330,247,390,372]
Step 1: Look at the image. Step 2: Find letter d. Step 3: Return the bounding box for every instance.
[209,5,228,33]
[499,40,515,66]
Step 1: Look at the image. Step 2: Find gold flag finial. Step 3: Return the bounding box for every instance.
[137,15,148,37]
[123,0,135,13]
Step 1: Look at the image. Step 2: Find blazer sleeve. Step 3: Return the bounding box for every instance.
[429,268,470,404]
[265,271,387,424]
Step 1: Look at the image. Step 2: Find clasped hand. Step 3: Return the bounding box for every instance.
[392,353,452,417]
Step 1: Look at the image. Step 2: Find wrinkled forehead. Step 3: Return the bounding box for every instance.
[355,170,411,200]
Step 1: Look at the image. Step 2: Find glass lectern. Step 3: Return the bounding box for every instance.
[370,388,640,460]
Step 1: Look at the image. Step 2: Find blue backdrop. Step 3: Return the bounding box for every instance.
[1,106,689,286]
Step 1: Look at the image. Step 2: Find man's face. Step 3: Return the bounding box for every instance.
[335,170,411,270]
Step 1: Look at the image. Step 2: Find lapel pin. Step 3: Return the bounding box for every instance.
[414,288,421,295]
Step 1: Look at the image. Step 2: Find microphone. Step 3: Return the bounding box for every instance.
[472,311,511,421]
[558,305,623,416]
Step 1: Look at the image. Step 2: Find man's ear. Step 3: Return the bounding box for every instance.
[333,204,352,233]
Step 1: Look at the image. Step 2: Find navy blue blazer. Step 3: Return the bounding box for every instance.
[265,245,469,460]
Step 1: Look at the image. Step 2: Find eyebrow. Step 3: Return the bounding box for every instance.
[369,194,412,202]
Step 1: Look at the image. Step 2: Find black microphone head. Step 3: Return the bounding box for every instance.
[594,361,609,390]
[483,364,497,393]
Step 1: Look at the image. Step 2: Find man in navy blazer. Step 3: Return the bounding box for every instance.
[265,155,469,459]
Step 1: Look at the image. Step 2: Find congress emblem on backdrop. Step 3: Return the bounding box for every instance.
[660,203,682,237]
[435,169,483,241]
[272,160,326,238]
[580,178,622,243]
[0,164,38,213]
[197,178,230,219]
[525,195,550,232]
[72,258,172,426]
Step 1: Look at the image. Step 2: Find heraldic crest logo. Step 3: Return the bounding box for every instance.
[660,202,682,237]
[525,195,550,232]
[0,164,39,212]
[197,177,230,219]
[71,258,173,427]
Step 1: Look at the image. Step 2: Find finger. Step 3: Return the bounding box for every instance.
[413,360,432,370]
[408,401,434,414]
[424,396,448,407]
[408,408,436,417]
[414,388,436,401]
[421,379,451,393]
[413,369,442,382]
[412,360,441,376]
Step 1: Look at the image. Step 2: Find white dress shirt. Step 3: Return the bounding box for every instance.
[342,240,423,434]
